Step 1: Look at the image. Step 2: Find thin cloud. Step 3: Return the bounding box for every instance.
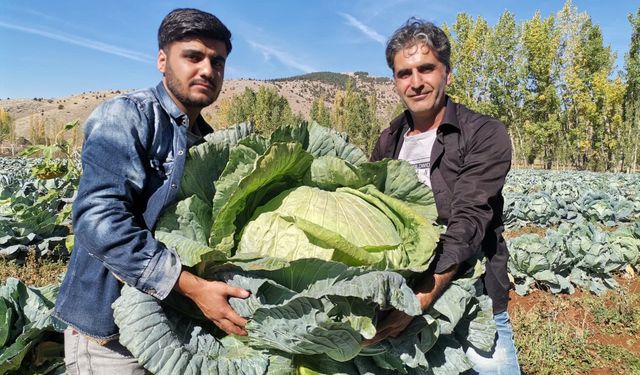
[339,12,386,45]
[247,40,315,73]
[0,21,153,64]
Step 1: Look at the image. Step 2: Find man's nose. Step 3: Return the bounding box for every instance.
[199,60,214,78]
[410,72,423,90]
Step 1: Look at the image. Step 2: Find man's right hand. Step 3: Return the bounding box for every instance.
[174,270,249,336]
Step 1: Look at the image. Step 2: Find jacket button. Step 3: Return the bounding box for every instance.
[171,183,177,189]
[147,288,156,294]
[178,149,184,156]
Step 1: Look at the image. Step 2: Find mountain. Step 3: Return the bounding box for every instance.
[0,72,398,142]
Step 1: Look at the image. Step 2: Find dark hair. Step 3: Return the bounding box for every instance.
[158,8,232,54]
[385,18,450,72]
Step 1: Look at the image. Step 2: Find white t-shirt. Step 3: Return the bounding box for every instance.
[397,128,437,187]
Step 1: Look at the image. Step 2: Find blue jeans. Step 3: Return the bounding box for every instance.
[466,311,521,375]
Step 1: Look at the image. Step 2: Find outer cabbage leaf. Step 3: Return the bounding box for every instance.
[113,285,291,375]
[306,122,367,166]
[114,260,421,374]
[177,121,254,203]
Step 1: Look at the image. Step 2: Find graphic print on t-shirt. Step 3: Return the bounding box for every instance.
[397,127,437,187]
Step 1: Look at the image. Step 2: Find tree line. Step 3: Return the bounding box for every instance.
[444,2,640,172]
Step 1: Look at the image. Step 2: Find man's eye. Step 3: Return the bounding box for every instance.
[419,66,434,73]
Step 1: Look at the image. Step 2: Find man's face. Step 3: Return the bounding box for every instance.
[157,37,227,112]
[393,43,451,121]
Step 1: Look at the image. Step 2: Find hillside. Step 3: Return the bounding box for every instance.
[0,72,398,141]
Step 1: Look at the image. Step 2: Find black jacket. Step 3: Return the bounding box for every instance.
[370,97,512,314]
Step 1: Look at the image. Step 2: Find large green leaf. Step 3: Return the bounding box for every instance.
[238,186,401,266]
[0,326,46,373]
[306,122,367,166]
[347,185,440,273]
[0,297,12,347]
[209,142,313,256]
[155,195,220,267]
[0,278,65,373]
[303,156,369,191]
[359,160,438,222]
[113,285,293,375]
[177,122,255,203]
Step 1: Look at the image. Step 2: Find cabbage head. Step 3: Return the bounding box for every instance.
[112,122,496,375]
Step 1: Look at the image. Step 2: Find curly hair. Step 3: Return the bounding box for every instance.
[385,17,451,72]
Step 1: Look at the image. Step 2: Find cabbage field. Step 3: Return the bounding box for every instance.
[0,125,639,374]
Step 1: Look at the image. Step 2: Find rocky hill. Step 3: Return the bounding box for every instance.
[0,72,398,142]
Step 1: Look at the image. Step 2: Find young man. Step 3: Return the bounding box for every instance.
[54,9,249,373]
[368,19,521,374]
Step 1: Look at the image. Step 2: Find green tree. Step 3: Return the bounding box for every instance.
[447,14,491,109]
[623,7,640,172]
[310,96,331,127]
[484,11,526,166]
[253,86,298,135]
[521,12,562,168]
[219,86,299,135]
[222,87,257,125]
[331,79,379,153]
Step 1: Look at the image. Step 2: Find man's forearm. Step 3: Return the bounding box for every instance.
[173,270,202,298]
[415,265,458,310]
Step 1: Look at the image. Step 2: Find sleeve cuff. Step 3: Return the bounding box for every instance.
[434,251,459,274]
[136,246,182,300]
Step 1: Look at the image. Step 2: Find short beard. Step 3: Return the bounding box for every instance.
[165,68,215,110]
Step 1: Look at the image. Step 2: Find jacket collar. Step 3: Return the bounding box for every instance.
[154,81,188,123]
[153,81,212,135]
[389,96,460,133]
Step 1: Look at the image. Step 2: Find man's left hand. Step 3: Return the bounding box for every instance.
[362,309,414,346]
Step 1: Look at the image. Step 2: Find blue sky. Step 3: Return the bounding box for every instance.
[0,1,637,99]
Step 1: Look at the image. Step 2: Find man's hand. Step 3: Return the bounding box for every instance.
[363,309,413,346]
[174,271,250,336]
[363,265,457,346]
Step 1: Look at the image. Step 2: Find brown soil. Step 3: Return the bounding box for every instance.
[509,275,640,374]
[503,225,549,240]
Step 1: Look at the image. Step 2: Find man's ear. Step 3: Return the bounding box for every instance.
[446,69,452,86]
[157,49,167,74]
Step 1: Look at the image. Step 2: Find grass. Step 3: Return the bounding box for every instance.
[512,300,595,374]
[511,279,640,375]
[580,289,640,336]
[0,251,67,286]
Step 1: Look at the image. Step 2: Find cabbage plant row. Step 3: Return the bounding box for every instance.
[0,157,74,261]
[507,222,640,295]
[503,170,640,227]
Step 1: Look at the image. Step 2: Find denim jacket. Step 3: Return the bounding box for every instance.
[54,82,212,340]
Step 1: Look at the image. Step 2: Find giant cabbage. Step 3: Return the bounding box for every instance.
[112,122,496,375]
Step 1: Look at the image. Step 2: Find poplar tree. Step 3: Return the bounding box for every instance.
[447,14,491,109]
[310,96,331,128]
[218,86,299,135]
[623,7,640,172]
[485,11,525,165]
[521,12,561,168]
[330,79,379,153]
